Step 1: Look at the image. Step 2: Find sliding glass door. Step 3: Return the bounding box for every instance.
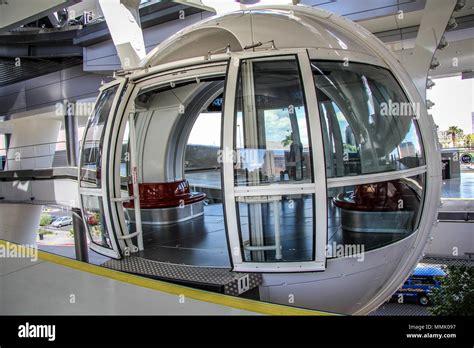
[223,50,327,272]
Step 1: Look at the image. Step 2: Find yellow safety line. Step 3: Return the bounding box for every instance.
[0,240,336,316]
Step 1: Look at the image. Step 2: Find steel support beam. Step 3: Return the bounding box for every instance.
[64,101,79,167]
[403,0,457,101]
[98,0,146,69]
[72,207,89,263]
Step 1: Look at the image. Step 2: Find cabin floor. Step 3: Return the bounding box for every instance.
[131,198,407,267]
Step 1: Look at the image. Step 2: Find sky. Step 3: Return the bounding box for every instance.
[186,75,474,147]
[188,108,310,148]
[427,75,474,134]
[188,112,221,146]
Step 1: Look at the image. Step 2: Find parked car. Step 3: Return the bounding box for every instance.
[51,216,73,228]
[392,265,446,306]
[87,213,100,226]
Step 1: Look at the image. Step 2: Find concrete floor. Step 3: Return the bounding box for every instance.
[0,246,435,316]
[38,244,110,265]
[441,171,474,199]
[0,250,261,315]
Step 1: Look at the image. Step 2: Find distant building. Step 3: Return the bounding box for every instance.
[399,142,416,157]
[437,130,454,148]
[437,130,451,142]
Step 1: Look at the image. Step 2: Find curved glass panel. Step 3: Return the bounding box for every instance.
[120,120,130,185]
[82,195,112,249]
[231,56,317,265]
[237,194,315,262]
[327,173,425,257]
[235,56,313,186]
[312,61,425,178]
[80,86,118,188]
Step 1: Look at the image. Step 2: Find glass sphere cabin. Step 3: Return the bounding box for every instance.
[77,6,441,315]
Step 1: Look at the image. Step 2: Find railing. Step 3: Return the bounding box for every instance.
[184,166,221,173]
[0,141,68,171]
[440,147,474,151]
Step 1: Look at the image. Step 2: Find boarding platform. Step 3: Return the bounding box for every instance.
[102,256,262,296]
[0,239,328,316]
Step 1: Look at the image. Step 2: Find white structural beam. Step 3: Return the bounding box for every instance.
[98,0,146,70]
[174,0,299,15]
[173,0,216,12]
[394,38,474,78]
[0,0,76,33]
[402,0,457,101]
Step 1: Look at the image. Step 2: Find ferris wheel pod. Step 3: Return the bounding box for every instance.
[77,6,441,314]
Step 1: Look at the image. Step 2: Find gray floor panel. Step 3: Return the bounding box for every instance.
[0,256,260,315]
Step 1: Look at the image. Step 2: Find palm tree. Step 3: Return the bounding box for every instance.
[281,131,293,147]
[447,126,463,147]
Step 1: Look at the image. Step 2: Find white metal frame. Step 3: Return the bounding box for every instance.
[307,50,430,187]
[111,112,144,251]
[306,48,389,69]
[307,50,430,271]
[223,49,327,272]
[326,166,428,188]
[78,79,127,259]
[105,59,230,258]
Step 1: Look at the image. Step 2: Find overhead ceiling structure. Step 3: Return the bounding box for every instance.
[353,0,474,79]
[0,0,84,87]
[170,0,474,79]
[97,0,301,69]
[0,0,472,86]
[0,56,82,87]
[0,0,79,33]
[0,0,202,86]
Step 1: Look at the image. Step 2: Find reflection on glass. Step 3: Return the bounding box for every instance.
[237,194,314,262]
[185,107,223,192]
[327,174,425,257]
[80,86,118,187]
[120,120,130,188]
[186,111,222,171]
[0,134,6,170]
[235,56,313,186]
[312,61,425,177]
[82,195,112,249]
